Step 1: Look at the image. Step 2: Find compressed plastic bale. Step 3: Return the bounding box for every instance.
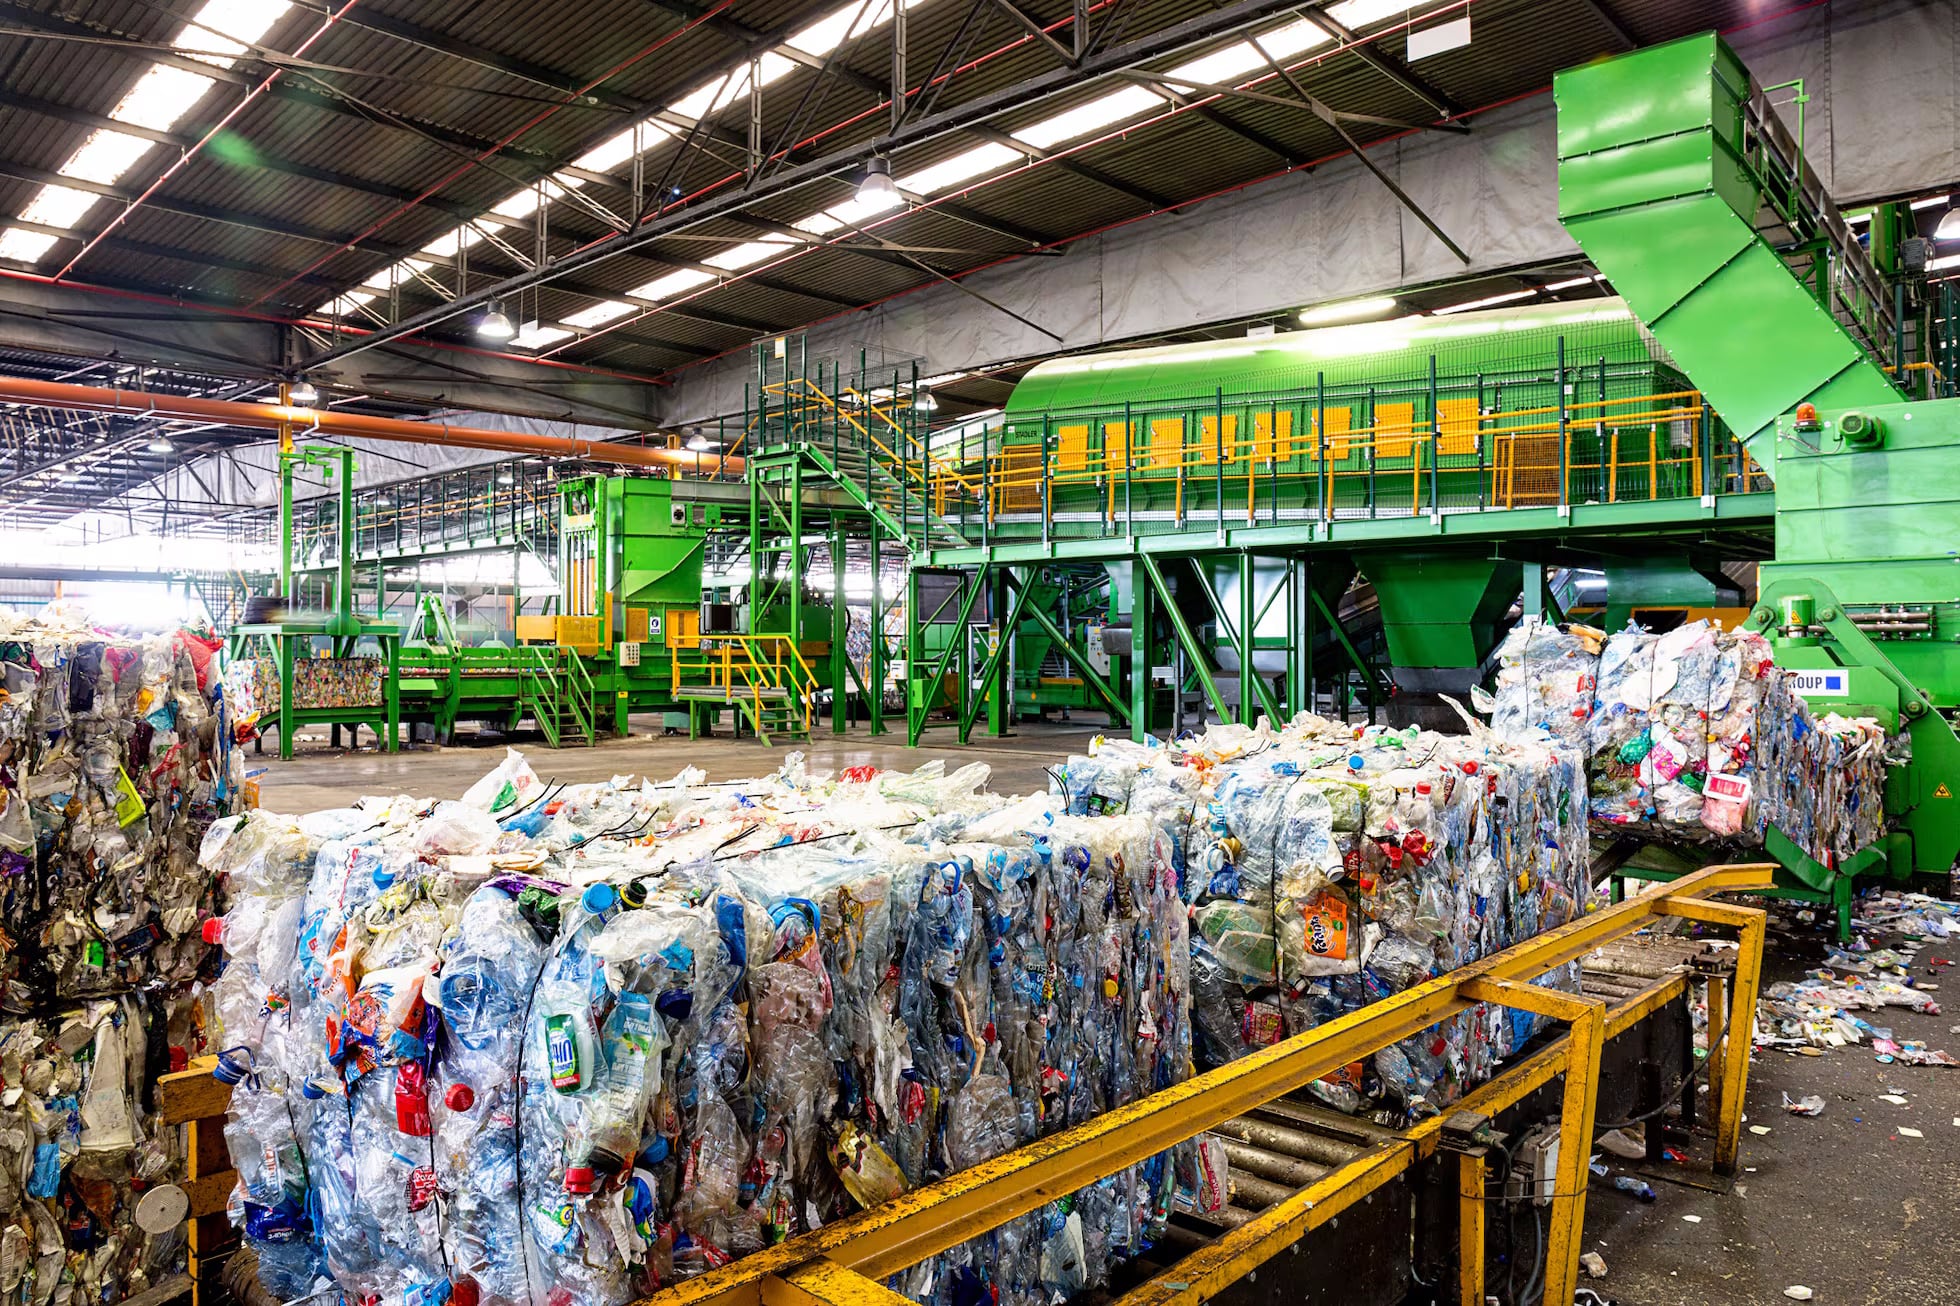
[1482,619,1600,752]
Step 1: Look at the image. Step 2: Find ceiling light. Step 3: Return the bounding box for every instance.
[856,156,901,211]
[1936,208,1960,241]
[914,393,939,411]
[1431,288,1538,315]
[1299,296,1399,326]
[1541,275,1600,292]
[375,496,392,507]
[686,435,717,452]
[148,437,173,454]
[497,471,515,485]
[287,379,319,405]
[477,300,516,341]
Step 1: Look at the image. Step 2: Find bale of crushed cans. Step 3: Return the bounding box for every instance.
[1054,713,1591,1108]
[209,752,1199,1306]
[0,611,247,1303]
[1481,618,1890,864]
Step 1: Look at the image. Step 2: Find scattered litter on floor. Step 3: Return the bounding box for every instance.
[1780,1093,1825,1116]
[1681,1214,1703,1223]
[1749,1124,1773,1135]
[1897,1126,1924,1138]
[1784,1287,1814,1301]
[1580,1251,1608,1278]
[1879,1093,1909,1105]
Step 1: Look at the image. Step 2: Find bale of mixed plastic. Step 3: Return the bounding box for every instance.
[0,612,247,1302]
[1061,713,1590,1116]
[211,751,1198,1306]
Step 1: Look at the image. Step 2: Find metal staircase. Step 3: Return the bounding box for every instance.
[519,645,595,748]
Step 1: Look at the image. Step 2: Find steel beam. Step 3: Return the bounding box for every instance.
[298,0,1330,369]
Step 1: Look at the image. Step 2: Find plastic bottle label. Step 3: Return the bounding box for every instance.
[545,1014,581,1091]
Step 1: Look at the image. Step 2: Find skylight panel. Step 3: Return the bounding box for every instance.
[174,0,292,67]
[563,301,635,328]
[898,142,1022,195]
[0,230,59,263]
[61,130,155,186]
[323,289,376,315]
[22,186,102,232]
[786,0,894,57]
[1167,43,1266,86]
[630,268,717,299]
[510,324,574,349]
[1325,0,1410,30]
[705,239,795,271]
[1012,86,1165,150]
[575,124,670,174]
[418,228,485,259]
[109,65,217,132]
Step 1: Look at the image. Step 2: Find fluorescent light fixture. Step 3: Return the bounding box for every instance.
[510,324,574,349]
[1432,288,1537,315]
[898,143,1023,195]
[148,437,174,453]
[1299,295,1398,325]
[563,300,635,328]
[287,379,319,405]
[1012,86,1164,150]
[1406,14,1470,61]
[477,300,516,341]
[1542,275,1601,292]
[1910,194,1950,211]
[629,268,717,300]
[1928,251,1960,272]
[1936,208,1960,241]
[857,156,901,210]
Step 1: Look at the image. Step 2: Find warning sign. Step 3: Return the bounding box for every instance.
[1937,783,1953,799]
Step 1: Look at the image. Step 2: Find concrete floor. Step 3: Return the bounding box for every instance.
[248,726,1960,1306]
[252,717,1100,810]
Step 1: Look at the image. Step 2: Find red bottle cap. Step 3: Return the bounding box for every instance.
[450,1280,480,1306]
[444,1084,475,1111]
[563,1166,597,1194]
[200,918,225,945]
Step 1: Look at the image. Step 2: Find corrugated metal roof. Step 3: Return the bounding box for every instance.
[0,0,1769,389]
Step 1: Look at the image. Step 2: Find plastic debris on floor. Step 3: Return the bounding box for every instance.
[210,750,1199,1306]
[0,611,248,1303]
[1480,617,1889,863]
[1054,711,1591,1114]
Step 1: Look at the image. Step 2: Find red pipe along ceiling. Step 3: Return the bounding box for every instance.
[0,376,740,474]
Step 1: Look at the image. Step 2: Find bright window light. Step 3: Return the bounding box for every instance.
[175,0,292,64]
[1326,0,1411,29]
[563,300,635,328]
[360,257,431,291]
[1166,42,1267,86]
[575,123,671,174]
[898,142,1023,194]
[1251,17,1334,60]
[1432,288,1538,314]
[61,130,155,186]
[705,239,795,271]
[793,210,846,236]
[786,0,896,57]
[510,324,574,349]
[1013,86,1165,150]
[419,227,485,259]
[0,229,59,262]
[110,65,216,132]
[21,185,101,232]
[630,268,717,299]
[325,289,376,314]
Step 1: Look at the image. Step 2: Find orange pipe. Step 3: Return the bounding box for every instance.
[0,375,744,474]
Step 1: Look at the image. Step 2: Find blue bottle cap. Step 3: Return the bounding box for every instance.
[582,883,619,914]
[373,866,396,890]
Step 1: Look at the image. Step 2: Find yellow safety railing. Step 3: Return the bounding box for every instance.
[944,390,1753,528]
[669,631,819,737]
[632,861,1773,1306]
[763,377,984,505]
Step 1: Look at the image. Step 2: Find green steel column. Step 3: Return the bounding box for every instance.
[831,524,847,735]
[1238,551,1256,724]
[788,462,804,646]
[1129,557,1151,742]
[988,565,1010,737]
[867,527,886,736]
[279,451,295,603]
[1140,554,1227,726]
[905,565,923,746]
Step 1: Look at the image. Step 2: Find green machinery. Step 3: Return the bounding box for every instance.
[230,446,402,760]
[822,30,1960,923]
[1557,31,1960,913]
